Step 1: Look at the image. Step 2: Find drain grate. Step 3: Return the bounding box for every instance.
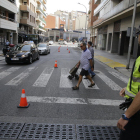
[76,125,120,140]
[0,122,24,139]
[18,123,76,140]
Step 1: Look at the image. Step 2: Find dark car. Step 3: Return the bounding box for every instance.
[5,43,40,64]
[37,43,50,55]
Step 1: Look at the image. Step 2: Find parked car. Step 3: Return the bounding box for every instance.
[5,43,40,64]
[59,40,67,45]
[49,41,53,45]
[37,43,50,55]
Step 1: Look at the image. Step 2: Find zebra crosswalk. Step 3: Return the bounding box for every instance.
[0,66,129,90]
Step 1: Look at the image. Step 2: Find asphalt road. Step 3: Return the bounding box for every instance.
[0,45,127,126]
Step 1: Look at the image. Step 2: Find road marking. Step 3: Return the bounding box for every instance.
[96,71,122,91]
[78,69,99,89]
[27,96,123,106]
[0,67,20,80]
[33,68,54,87]
[60,68,73,88]
[109,71,129,84]
[27,96,87,105]
[6,67,36,86]
[88,99,122,106]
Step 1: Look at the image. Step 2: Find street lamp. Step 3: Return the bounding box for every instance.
[78,2,87,38]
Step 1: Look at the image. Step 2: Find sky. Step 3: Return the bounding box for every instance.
[47,0,89,14]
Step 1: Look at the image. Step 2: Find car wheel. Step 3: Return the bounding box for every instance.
[37,54,40,60]
[29,56,33,64]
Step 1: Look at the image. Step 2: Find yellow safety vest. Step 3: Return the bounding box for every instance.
[125,56,140,99]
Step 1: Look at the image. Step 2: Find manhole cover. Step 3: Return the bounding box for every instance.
[76,125,120,140]
[0,122,24,139]
[18,123,76,140]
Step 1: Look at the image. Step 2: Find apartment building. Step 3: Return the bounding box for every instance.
[93,0,140,58]
[44,14,65,41]
[0,0,18,49]
[17,0,47,43]
[35,0,47,34]
[88,0,98,43]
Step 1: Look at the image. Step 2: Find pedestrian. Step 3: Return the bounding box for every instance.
[117,29,140,140]
[72,42,95,90]
[5,40,10,46]
[86,41,96,78]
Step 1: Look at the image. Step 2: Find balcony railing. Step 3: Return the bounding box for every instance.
[94,0,108,15]
[93,0,140,27]
[39,25,46,31]
[37,7,47,17]
[0,14,16,23]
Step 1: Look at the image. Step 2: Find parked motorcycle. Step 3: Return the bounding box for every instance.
[2,44,15,55]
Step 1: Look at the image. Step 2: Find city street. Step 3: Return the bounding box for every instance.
[0,45,129,139]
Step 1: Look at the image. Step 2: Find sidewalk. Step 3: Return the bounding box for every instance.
[94,49,135,77]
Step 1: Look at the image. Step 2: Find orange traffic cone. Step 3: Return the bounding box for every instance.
[54,61,58,68]
[17,89,30,108]
[58,48,60,52]
[67,48,68,50]
[69,50,70,53]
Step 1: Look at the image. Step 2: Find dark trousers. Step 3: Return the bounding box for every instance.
[119,113,140,140]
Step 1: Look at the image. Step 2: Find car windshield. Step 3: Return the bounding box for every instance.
[14,45,31,51]
[38,44,46,47]
[21,45,31,51]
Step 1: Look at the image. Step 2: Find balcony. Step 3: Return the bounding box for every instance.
[39,25,46,31]
[0,0,17,13]
[20,17,35,27]
[20,4,30,12]
[93,0,140,27]
[0,14,17,31]
[43,0,47,4]
[94,0,109,15]
[36,16,46,24]
[36,0,41,4]
[36,7,47,17]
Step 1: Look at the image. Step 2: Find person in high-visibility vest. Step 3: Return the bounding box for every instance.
[117,30,140,140]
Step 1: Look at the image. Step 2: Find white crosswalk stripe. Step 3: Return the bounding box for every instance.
[5,67,36,86]
[27,96,123,106]
[78,69,99,89]
[96,70,122,91]
[1,66,126,90]
[0,67,20,80]
[109,71,129,84]
[33,67,54,87]
[60,68,73,88]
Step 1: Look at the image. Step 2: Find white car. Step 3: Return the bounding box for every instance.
[59,41,67,45]
[49,41,53,45]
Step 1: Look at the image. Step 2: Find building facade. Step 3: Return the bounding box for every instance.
[17,0,47,43]
[93,0,140,58]
[0,0,18,49]
[88,0,98,44]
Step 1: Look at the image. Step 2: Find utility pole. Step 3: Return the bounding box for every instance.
[126,0,137,69]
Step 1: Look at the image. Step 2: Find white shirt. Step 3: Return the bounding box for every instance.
[80,48,92,70]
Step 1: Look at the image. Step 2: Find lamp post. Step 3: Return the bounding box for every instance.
[78,3,87,39]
